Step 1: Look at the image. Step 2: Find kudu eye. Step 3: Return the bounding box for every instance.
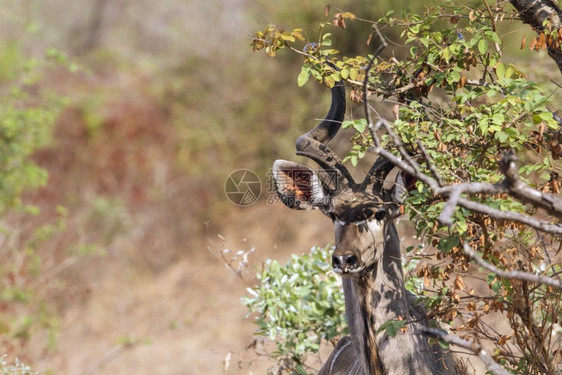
[374,210,386,221]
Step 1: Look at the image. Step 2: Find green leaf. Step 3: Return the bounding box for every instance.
[478,39,488,54]
[495,131,509,143]
[492,113,504,124]
[439,236,460,253]
[297,67,310,87]
[438,339,451,350]
[456,218,468,234]
[353,119,367,133]
[538,111,553,121]
[376,320,406,338]
[441,47,451,62]
[447,71,461,84]
[496,63,506,80]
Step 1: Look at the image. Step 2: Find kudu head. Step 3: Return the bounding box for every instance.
[273,79,408,278]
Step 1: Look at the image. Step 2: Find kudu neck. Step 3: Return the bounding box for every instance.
[342,219,407,375]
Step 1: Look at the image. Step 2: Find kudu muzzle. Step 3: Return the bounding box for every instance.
[332,252,362,274]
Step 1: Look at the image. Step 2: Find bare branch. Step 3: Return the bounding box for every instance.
[417,327,512,375]
[462,243,562,289]
[456,197,562,235]
[499,150,562,219]
[439,188,461,226]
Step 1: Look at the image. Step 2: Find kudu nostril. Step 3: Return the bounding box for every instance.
[345,255,357,266]
[332,254,342,268]
[333,254,358,271]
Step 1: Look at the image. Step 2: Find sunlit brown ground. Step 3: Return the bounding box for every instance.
[29,201,335,374]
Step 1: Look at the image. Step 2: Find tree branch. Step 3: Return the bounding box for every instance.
[499,150,562,219]
[456,197,562,235]
[462,243,562,289]
[417,327,512,375]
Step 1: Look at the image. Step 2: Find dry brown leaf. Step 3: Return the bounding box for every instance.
[454,274,466,291]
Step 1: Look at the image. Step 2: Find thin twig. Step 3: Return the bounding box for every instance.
[416,140,444,186]
[349,78,485,98]
[482,0,502,55]
[363,25,387,134]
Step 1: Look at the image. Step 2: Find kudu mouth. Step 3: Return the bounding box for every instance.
[333,267,366,277]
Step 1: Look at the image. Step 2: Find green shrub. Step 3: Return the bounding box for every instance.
[243,245,346,374]
[0,355,36,375]
[0,44,68,355]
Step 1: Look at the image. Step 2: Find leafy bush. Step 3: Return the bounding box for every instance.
[0,355,36,375]
[0,77,64,214]
[243,245,346,374]
[0,44,69,354]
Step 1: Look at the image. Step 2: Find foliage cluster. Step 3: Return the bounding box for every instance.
[248,3,562,374]
[243,245,346,374]
[0,355,36,375]
[0,45,70,355]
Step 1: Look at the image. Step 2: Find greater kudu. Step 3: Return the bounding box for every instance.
[272,79,460,374]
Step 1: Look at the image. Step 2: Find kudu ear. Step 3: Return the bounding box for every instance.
[381,165,417,219]
[272,160,329,210]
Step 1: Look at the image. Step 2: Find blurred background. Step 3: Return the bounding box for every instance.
[0,0,555,374]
